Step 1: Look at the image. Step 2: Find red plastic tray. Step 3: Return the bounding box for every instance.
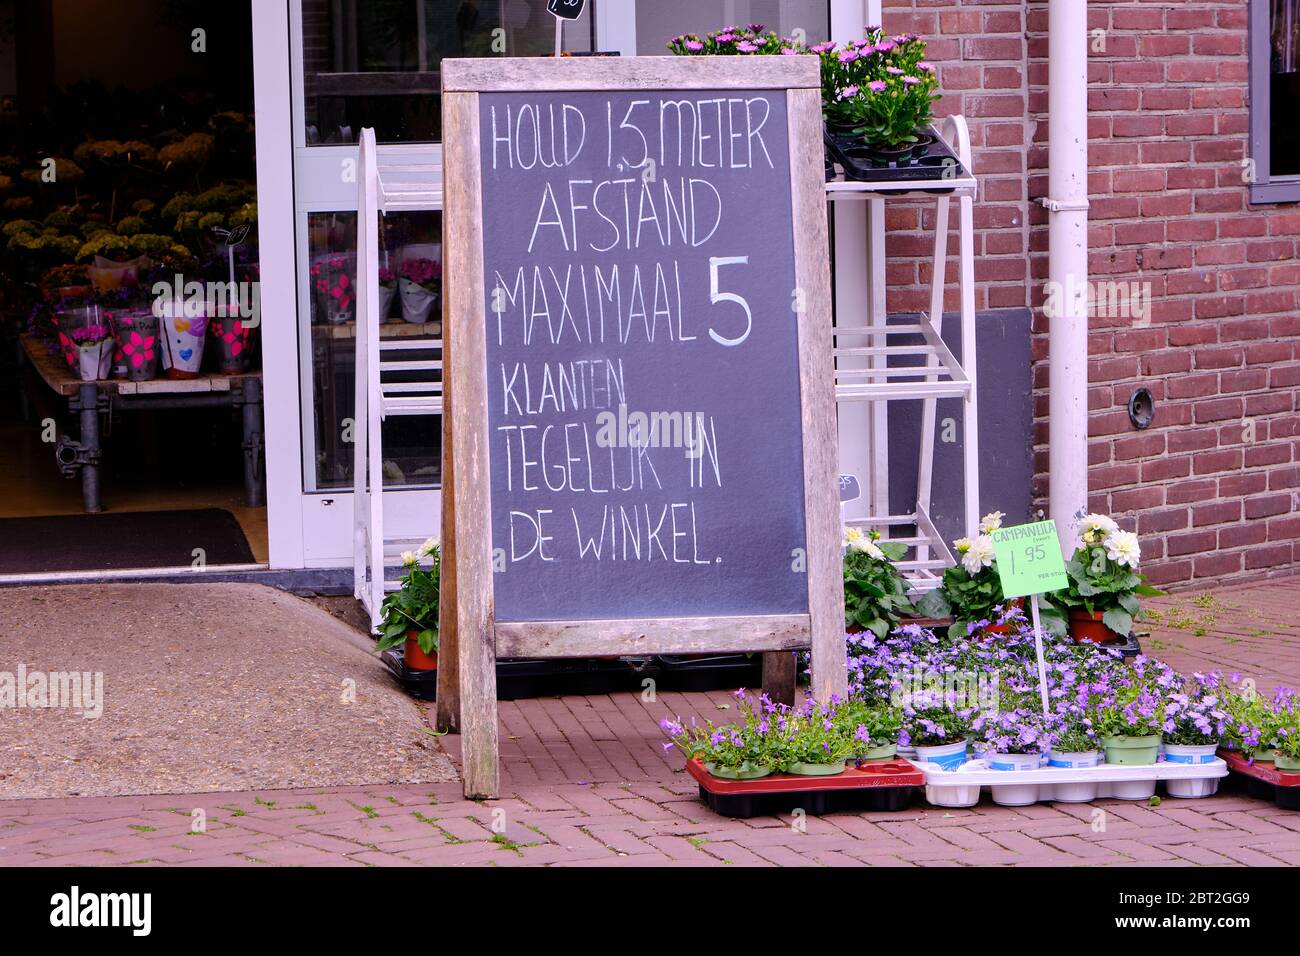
[1219,749,1300,787]
[686,757,923,795]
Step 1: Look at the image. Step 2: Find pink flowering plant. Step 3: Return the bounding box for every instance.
[666,24,802,56]
[816,27,940,145]
[378,265,397,290]
[400,257,442,294]
[69,323,112,346]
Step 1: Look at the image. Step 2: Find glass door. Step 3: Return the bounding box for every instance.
[289,0,595,564]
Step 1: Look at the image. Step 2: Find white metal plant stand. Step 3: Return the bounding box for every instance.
[828,116,980,590]
[354,128,445,630]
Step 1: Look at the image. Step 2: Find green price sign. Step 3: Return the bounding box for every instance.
[991,520,1068,599]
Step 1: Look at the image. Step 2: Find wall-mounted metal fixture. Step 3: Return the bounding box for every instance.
[1127,388,1155,430]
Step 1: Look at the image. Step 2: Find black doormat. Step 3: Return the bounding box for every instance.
[0,509,256,574]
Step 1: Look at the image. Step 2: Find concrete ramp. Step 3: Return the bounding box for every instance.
[0,583,456,799]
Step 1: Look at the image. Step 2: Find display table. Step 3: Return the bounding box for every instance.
[19,334,265,513]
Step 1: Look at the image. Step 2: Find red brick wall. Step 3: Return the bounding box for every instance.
[1031,0,1299,588]
[884,0,1300,588]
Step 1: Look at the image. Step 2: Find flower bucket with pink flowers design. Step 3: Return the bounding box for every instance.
[70,324,114,382]
[112,309,160,382]
[52,304,103,369]
[209,312,256,373]
[311,253,356,325]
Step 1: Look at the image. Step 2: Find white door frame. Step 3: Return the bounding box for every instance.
[252,0,305,568]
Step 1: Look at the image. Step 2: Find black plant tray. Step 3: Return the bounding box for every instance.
[655,653,762,692]
[1219,750,1300,811]
[380,649,762,701]
[1104,632,1143,660]
[825,124,969,185]
[697,783,916,819]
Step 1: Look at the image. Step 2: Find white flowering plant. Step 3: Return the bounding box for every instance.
[916,512,1020,637]
[842,526,915,637]
[1048,514,1162,639]
[375,537,440,655]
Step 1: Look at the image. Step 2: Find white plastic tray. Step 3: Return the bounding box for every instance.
[913,758,1229,808]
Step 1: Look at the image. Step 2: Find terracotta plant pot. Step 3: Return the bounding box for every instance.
[403,631,438,672]
[1069,609,1123,644]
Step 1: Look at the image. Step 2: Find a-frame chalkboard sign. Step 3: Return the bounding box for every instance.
[437,55,844,799]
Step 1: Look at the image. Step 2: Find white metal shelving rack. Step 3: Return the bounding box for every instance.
[828,116,980,590]
[354,128,445,629]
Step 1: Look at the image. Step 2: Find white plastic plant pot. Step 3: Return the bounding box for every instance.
[1051,781,1099,804]
[988,752,1043,806]
[399,279,438,324]
[990,783,1041,807]
[1165,777,1220,799]
[988,752,1042,772]
[1163,743,1219,765]
[925,783,980,808]
[914,739,968,771]
[1047,751,1102,803]
[1106,779,1157,801]
[1048,750,1103,769]
[76,340,113,382]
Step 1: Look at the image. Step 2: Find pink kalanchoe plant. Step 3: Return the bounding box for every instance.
[667,23,805,57]
[399,257,442,293]
[69,323,112,346]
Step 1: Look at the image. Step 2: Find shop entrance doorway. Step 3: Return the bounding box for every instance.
[0,1,266,575]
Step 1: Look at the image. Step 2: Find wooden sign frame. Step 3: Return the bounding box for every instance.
[437,56,844,798]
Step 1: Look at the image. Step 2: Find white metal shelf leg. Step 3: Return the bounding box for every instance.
[915,194,950,565]
[958,191,980,538]
[867,197,889,520]
[834,203,875,527]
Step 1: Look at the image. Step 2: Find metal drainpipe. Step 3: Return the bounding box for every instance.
[1042,0,1090,550]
